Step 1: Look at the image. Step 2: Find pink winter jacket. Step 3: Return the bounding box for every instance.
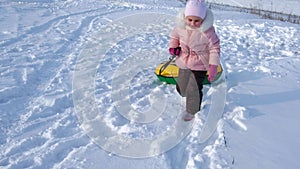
[169,9,220,71]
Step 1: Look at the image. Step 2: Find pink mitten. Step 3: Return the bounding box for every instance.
[208,65,218,82]
[169,47,181,56]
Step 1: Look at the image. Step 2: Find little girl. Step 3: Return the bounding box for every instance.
[169,0,220,121]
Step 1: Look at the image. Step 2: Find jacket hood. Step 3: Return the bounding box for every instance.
[175,8,214,32]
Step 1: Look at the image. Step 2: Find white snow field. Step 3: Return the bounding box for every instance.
[206,0,300,16]
[1,0,300,169]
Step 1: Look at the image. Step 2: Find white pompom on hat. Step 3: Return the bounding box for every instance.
[184,0,207,19]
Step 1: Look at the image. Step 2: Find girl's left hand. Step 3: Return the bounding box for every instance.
[208,65,218,82]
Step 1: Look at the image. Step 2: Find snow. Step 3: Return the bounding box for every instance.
[1,0,300,169]
[206,0,300,16]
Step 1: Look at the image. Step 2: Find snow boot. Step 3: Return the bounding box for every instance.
[183,112,195,121]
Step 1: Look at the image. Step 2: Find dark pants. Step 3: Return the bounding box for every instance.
[176,69,207,115]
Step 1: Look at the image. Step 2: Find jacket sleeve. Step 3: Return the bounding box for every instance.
[169,28,180,48]
[205,27,220,66]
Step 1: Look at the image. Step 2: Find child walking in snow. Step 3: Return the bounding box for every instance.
[168,0,220,121]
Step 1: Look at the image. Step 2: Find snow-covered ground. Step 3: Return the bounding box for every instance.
[206,0,300,16]
[1,0,300,169]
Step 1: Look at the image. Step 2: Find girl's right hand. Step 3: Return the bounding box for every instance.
[169,47,181,56]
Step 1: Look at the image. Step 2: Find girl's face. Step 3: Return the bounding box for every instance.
[185,16,203,28]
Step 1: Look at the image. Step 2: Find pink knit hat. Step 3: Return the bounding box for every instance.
[185,0,207,19]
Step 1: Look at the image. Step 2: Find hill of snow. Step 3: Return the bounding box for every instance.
[206,0,300,16]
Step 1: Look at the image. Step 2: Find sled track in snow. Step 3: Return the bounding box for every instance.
[0,2,139,168]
